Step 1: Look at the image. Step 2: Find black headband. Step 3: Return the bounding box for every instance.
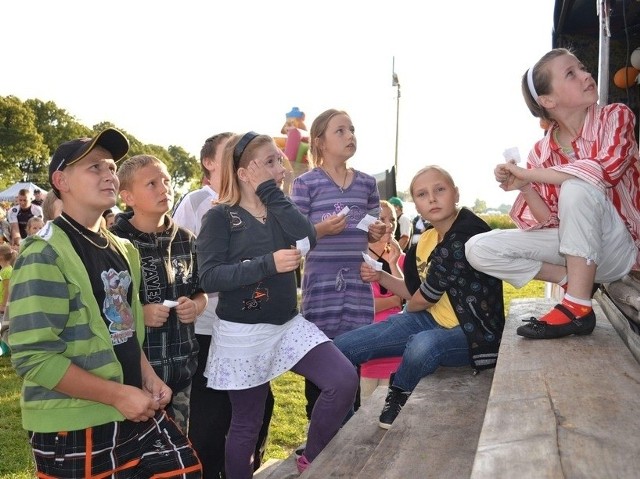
[233,131,259,168]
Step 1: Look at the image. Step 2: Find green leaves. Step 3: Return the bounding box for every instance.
[0,96,197,195]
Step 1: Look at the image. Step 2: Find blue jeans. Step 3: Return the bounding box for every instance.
[333,309,470,393]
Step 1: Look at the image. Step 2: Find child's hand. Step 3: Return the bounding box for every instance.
[142,303,170,328]
[175,296,197,324]
[368,220,386,242]
[495,162,530,191]
[273,248,302,273]
[360,262,381,283]
[246,159,273,190]
[142,376,172,410]
[112,384,164,422]
[317,214,347,237]
[388,238,402,265]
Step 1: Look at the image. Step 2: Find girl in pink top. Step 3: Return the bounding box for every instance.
[466,47,640,340]
[360,200,405,400]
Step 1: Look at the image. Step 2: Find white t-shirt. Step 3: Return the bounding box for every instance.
[398,213,412,239]
[172,185,217,235]
[172,185,219,336]
[396,212,413,251]
[8,204,43,239]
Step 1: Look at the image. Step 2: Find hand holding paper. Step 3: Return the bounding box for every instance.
[296,237,311,256]
[361,252,383,271]
[356,214,378,232]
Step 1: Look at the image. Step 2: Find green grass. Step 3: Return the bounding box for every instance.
[0,354,35,478]
[0,280,545,474]
[504,279,545,315]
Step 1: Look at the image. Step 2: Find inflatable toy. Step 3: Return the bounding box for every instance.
[276,107,310,194]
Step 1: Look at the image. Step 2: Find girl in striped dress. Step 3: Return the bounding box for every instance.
[291,109,385,416]
[465,48,640,340]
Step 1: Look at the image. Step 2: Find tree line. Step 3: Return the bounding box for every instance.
[0,95,199,193]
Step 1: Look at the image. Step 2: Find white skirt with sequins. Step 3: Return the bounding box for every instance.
[204,314,330,390]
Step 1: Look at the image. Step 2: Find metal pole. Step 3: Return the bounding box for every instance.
[597,0,610,105]
[392,57,401,178]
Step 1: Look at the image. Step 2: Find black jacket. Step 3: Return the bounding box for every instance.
[404,208,505,371]
[111,212,200,390]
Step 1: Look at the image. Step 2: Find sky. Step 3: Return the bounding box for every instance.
[2,0,557,208]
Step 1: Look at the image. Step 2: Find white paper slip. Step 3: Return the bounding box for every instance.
[296,237,311,256]
[338,206,350,216]
[502,147,521,163]
[361,252,383,271]
[356,214,378,232]
[163,300,179,308]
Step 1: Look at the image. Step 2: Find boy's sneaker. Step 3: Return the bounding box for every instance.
[296,454,311,473]
[378,386,411,429]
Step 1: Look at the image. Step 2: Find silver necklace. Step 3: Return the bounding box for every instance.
[242,205,267,223]
[322,167,349,193]
[59,214,110,249]
[252,212,267,223]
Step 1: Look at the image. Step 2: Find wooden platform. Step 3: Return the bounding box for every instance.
[256,297,640,478]
[303,385,389,478]
[356,368,493,479]
[471,298,640,478]
[254,385,389,479]
[256,365,493,478]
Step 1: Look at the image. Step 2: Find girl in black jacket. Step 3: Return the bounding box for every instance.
[334,165,505,429]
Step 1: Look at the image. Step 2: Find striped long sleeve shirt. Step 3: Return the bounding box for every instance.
[510,103,640,268]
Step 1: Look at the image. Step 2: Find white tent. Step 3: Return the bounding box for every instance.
[0,182,48,202]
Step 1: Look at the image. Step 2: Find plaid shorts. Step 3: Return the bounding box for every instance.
[29,410,202,478]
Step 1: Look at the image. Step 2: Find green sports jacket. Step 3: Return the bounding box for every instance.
[9,221,145,432]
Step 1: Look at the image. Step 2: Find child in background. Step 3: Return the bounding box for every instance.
[387,196,413,252]
[26,216,45,236]
[465,48,640,339]
[197,132,358,476]
[9,128,201,477]
[102,209,116,228]
[335,166,505,428]
[360,200,405,401]
[0,207,12,244]
[41,191,63,221]
[111,154,207,434]
[290,108,385,418]
[0,243,16,319]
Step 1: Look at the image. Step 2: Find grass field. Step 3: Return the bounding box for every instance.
[0,280,545,477]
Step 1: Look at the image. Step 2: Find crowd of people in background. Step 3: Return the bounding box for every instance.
[5,47,640,478]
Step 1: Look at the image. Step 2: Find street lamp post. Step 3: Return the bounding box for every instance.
[392,57,401,179]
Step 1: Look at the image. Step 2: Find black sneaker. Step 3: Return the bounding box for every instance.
[516,304,596,339]
[378,386,411,429]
